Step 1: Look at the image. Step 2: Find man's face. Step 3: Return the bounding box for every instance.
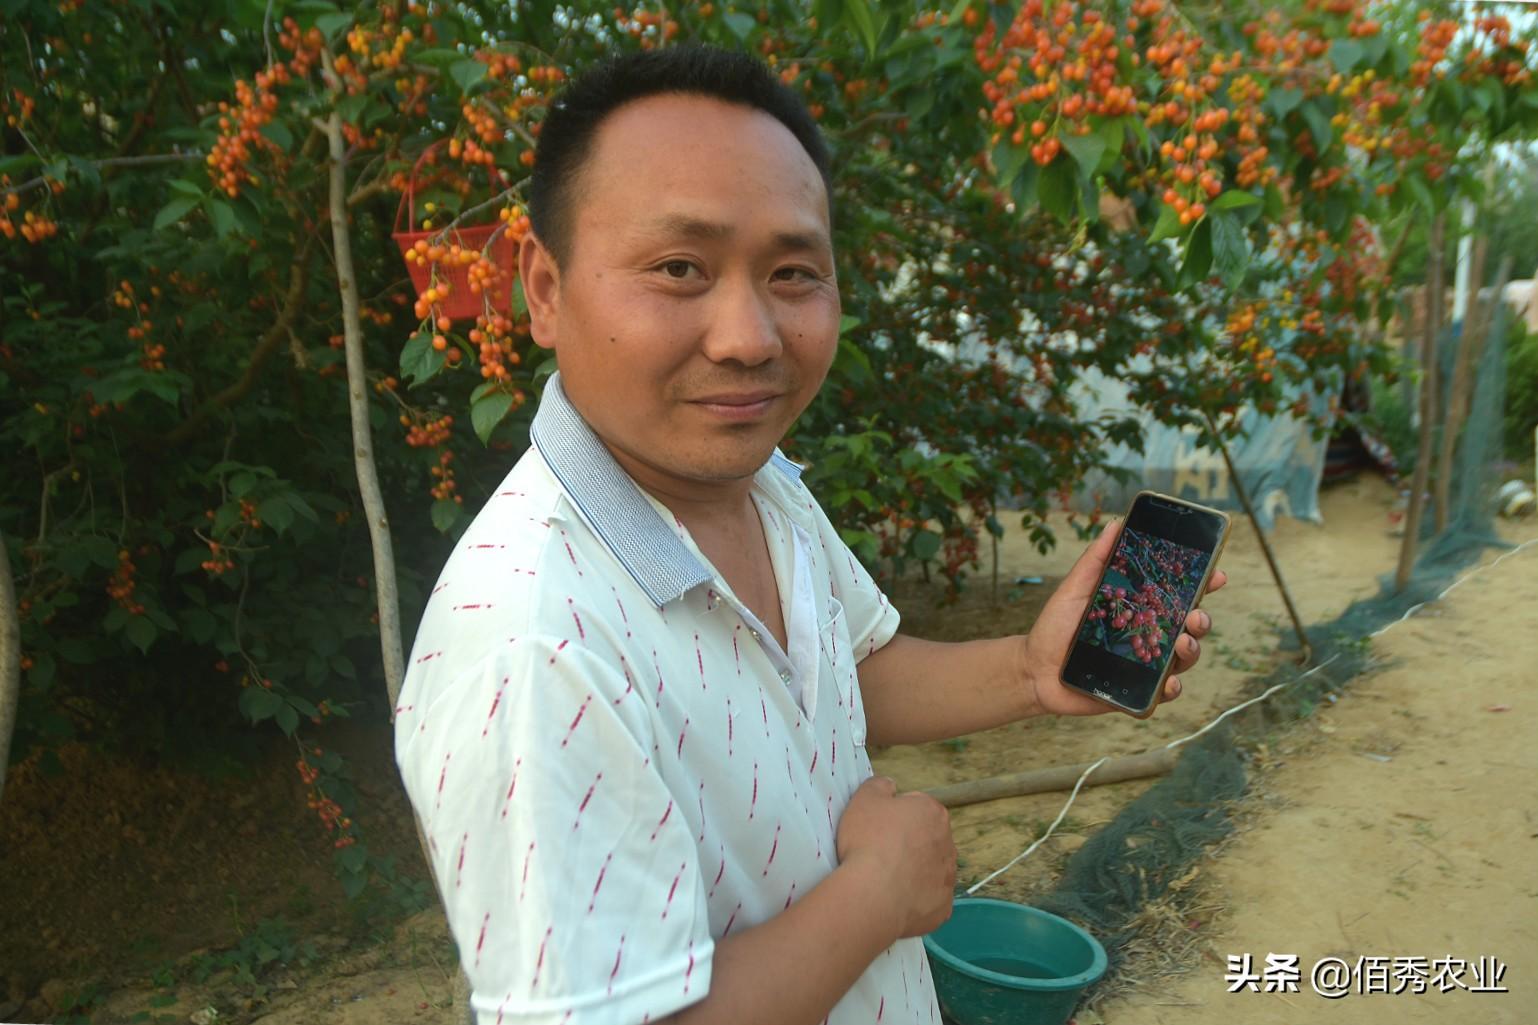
[523,92,839,491]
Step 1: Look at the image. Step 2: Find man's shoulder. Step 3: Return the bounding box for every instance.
[404,453,597,660]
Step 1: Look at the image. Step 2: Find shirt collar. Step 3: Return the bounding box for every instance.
[529,369,805,609]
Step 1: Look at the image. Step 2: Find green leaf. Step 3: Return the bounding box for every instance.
[1264,183,1285,220]
[1212,190,1261,211]
[910,529,942,561]
[27,652,57,690]
[991,137,1030,189]
[1178,217,1213,287]
[229,471,259,498]
[1300,102,1333,154]
[258,118,290,150]
[471,389,514,444]
[340,867,367,899]
[838,314,862,336]
[1148,201,1182,243]
[337,843,368,874]
[1060,130,1107,179]
[1210,212,1249,290]
[1037,158,1076,221]
[844,0,878,58]
[448,58,488,95]
[335,91,368,124]
[511,276,528,318]
[239,686,284,724]
[275,702,300,736]
[400,332,446,387]
[182,606,217,643]
[258,495,296,534]
[723,11,756,39]
[153,196,199,231]
[1264,87,1303,121]
[1096,118,1125,172]
[315,11,352,39]
[284,492,320,523]
[431,498,460,533]
[207,199,238,239]
[413,48,464,67]
[1328,39,1364,74]
[168,179,203,198]
[125,616,157,654]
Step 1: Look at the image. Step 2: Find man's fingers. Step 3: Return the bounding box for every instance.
[1166,633,1200,677]
[1184,609,1212,638]
[1205,569,1228,594]
[1163,675,1183,700]
[1062,518,1122,592]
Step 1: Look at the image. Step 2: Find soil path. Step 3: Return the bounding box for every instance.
[1092,530,1538,1025]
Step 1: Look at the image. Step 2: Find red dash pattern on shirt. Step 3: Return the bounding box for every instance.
[560,693,593,749]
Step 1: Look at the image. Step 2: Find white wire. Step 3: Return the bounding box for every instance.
[964,756,1109,896]
[966,535,1538,894]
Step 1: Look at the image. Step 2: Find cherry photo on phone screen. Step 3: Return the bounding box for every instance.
[1078,527,1213,666]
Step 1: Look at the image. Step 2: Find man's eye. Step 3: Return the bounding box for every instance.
[661,260,695,279]
[772,267,815,282]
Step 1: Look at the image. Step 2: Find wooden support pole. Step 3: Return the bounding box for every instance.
[1397,212,1445,593]
[1435,233,1489,533]
[923,748,1177,808]
[1203,413,1313,665]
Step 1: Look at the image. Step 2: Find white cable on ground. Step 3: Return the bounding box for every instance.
[966,536,1538,895]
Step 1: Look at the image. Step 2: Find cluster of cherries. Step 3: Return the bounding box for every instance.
[105,549,145,615]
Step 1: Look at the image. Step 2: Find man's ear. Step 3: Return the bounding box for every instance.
[519,231,560,351]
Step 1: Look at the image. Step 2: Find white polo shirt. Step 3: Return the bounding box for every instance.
[394,371,941,1025]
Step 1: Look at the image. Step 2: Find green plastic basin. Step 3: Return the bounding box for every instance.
[923,898,1108,1025]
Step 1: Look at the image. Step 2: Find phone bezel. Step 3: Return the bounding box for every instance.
[1060,491,1231,718]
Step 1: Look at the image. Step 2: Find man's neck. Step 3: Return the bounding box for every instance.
[599,441,766,536]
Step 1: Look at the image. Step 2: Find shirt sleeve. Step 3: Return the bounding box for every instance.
[395,636,714,1025]
[795,481,902,664]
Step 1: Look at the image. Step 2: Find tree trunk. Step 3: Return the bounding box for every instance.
[325,105,469,1024]
[0,531,21,805]
[324,112,407,707]
[1396,212,1445,593]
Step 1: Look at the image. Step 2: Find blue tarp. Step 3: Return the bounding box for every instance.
[1067,367,1336,531]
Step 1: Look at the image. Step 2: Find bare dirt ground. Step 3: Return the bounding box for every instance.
[5,473,1535,1025]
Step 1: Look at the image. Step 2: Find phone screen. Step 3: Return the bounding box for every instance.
[1062,493,1228,715]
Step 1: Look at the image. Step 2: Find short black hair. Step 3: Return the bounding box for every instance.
[527,44,832,268]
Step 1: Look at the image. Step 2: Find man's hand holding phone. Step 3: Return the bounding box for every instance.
[1021,503,1229,719]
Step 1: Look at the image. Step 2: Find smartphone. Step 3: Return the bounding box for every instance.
[1060,492,1231,718]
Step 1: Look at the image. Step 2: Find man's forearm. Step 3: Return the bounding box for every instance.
[856,632,1043,747]
[659,859,900,1025]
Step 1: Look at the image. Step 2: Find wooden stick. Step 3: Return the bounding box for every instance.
[1397,212,1445,593]
[923,748,1178,808]
[1203,412,1312,665]
[1434,232,1489,533]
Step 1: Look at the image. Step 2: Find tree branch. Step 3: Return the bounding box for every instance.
[1,153,202,197]
[160,237,317,445]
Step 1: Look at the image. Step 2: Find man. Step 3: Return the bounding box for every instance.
[393,45,1224,1025]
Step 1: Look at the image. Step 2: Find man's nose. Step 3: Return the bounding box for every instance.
[702,275,782,366]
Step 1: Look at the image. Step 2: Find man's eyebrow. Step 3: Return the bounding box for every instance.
[635,214,831,254]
